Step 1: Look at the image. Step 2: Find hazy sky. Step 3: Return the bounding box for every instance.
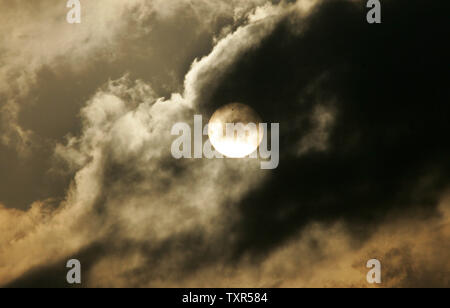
[0,0,449,287]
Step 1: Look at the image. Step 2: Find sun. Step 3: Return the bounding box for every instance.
[208,103,264,158]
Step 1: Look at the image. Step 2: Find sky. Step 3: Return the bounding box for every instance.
[0,0,449,287]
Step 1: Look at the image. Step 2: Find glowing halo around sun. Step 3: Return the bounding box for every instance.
[207,103,264,158]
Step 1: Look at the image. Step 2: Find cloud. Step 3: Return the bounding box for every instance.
[0,6,277,283]
[7,195,448,287]
[0,0,271,153]
[1,0,449,288]
[207,0,450,259]
[0,0,283,210]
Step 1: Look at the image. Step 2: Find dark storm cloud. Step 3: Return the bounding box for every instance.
[195,0,450,256]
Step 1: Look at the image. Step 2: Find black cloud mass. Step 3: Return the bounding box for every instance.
[211,0,450,255]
